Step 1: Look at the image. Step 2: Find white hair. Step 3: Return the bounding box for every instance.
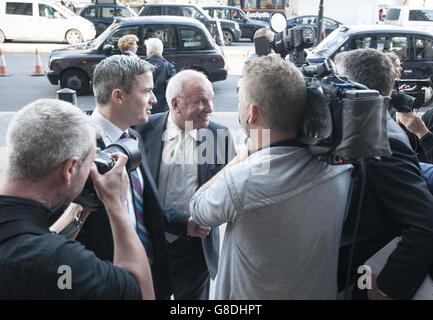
[7,99,100,181]
[165,69,209,108]
[145,37,164,55]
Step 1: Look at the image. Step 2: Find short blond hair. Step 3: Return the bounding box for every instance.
[118,34,139,52]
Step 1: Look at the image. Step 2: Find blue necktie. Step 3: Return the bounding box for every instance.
[121,131,154,265]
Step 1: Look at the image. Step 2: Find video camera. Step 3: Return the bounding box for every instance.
[73,137,142,209]
[391,77,433,112]
[253,14,391,164]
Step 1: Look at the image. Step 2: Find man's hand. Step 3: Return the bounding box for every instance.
[396,111,430,139]
[186,217,211,238]
[89,153,129,211]
[368,276,392,300]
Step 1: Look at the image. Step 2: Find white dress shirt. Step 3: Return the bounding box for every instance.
[158,113,199,214]
[90,108,144,229]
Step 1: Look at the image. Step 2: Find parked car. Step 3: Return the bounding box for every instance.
[138,3,241,46]
[286,15,342,38]
[202,5,268,41]
[0,0,96,44]
[79,2,137,37]
[385,7,433,34]
[46,16,227,95]
[307,25,433,105]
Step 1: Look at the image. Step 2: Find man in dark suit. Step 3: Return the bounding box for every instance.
[335,49,433,300]
[77,55,209,300]
[134,69,237,299]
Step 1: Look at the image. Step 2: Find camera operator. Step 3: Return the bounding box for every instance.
[335,48,433,300]
[190,54,353,299]
[0,99,153,299]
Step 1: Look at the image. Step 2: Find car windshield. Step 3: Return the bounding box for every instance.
[312,30,348,56]
[50,1,75,17]
[93,23,118,48]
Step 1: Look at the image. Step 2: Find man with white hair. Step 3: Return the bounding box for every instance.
[0,99,153,299]
[134,69,236,299]
[145,37,176,114]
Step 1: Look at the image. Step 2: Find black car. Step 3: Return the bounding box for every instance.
[79,3,137,37]
[286,15,342,38]
[46,16,227,95]
[202,5,269,41]
[138,3,241,46]
[307,25,433,104]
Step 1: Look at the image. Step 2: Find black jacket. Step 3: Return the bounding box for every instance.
[133,111,237,279]
[145,55,176,114]
[339,114,433,299]
[77,127,189,299]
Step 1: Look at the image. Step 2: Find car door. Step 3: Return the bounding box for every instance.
[141,24,178,64]
[410,36,433,79]
[34,2,67,41]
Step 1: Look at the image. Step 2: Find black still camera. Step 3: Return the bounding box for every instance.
[253,14,391,164]
[391,78,433,112]
[73,137,142,208]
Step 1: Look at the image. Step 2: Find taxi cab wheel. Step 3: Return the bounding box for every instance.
[60,69,90,96]
[0,30,5,43]
[222,30,233,46]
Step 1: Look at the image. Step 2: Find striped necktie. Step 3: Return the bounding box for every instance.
[121,131,154,265]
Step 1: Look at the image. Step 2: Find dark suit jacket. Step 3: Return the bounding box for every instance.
[339,114,433,299]
[77,127,188,300]
[133,111,237,279]
[145,54,176,114]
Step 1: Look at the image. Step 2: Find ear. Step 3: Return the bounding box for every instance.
[62,156,80,186]
[249,104,260,124]
[111,88,124,104]
[171,97,181,113]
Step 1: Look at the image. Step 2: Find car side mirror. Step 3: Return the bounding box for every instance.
[54,12,62,19]
[102,44,114,56]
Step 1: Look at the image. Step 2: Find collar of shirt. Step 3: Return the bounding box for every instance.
[0,195,51,233]
[248,138,305,156]
[165,112,199,142]
[91,108,128,145]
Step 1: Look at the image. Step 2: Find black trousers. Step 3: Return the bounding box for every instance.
[169,237,210,300]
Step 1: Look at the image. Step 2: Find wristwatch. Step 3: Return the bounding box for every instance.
[59,210,84,238]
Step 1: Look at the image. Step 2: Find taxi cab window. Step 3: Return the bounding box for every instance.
[180,28,205,49]
[415,38,433,60]
[106,27,139,51]
[83,7,97,18]
[377,35,409,61]
[142,25,177,50]
[101,7,116,19]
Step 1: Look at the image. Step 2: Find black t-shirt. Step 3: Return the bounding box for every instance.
[0,196,141,299]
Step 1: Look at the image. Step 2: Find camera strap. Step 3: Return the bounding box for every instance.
[343,159,367,299]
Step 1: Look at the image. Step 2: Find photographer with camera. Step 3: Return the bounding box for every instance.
[190,54,353,299]
[0,99,153,299]
[77,55,208,300]
[335,48,433,300]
